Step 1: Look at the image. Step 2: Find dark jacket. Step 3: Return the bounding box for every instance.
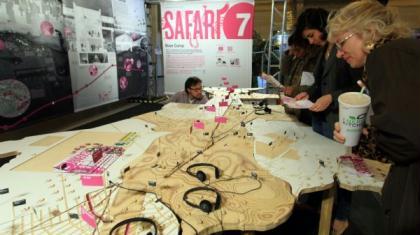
[307,44,361,133]
[366,38,420,235]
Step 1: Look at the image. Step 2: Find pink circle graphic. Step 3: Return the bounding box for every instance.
[223,3,254,39]
[119,76,128,90]
[40,21,54,37]
[88,65,98,77]
[124,58,134,72]
[0,39,5,51]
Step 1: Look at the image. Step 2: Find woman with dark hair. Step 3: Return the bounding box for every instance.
[294,8,361,139]
[294,8,362,234]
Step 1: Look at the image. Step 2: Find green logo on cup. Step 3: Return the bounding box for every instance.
[342,113,366,128]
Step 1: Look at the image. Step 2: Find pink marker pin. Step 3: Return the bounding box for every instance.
[205,106,216,112]
[80,175,104,186]
[193,120,205,129]
[81,206,97,228]
[219,101,228,107]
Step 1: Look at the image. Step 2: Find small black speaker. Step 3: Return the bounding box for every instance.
[199,200,212,213]
[196,170,206,182]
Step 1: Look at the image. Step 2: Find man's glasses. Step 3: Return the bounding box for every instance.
[189,86,203,91]
[336,33,354,50]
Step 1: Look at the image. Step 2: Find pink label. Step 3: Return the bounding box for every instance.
[221,77,228,81]
[232,85,239,89]
[223,81,230,85]
[81,206,97,228]
[193,120,205,129]
[219,101,228,107]
[205,106,216,112]
[215,116,228,123]
[81,175,104,186]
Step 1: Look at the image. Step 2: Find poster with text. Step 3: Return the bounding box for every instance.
[161,0,254,93]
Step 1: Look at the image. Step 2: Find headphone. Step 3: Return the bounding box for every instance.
[254,99,272,115]
[186,163,220,182]
[109,217,157,235]
[183,186,221,213]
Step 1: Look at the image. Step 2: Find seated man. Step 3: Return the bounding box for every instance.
[169,76,208,104]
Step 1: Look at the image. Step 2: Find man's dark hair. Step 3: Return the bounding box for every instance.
[295,8,329,41]
[184,76,202,93]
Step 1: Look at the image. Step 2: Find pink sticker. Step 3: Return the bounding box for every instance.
[223,81,230,85]
[219,101,228,107]
[232,85,239,89]
[81,206,97,228]
[227,87,235,93]
[80,175,104,187]
[215,116,228,124]
[205,106,216,112]
[193,120,205,129]
[88,65,98,77]
[40,21,54,37]
[221,77,228,81]
[119,76,128,90]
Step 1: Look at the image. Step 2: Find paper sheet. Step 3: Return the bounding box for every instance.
[281,95,314,109]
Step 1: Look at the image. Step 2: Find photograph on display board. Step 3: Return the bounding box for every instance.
[0,0,73,131]
[63,0,119,112]
[63,0,148,110]
[112,0,149,99]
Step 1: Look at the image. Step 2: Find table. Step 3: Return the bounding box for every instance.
[0,89,389,234]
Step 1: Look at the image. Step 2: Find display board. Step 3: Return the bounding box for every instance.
[0,0,73,130]
[161,0,254,93]
[0,0,149,132]
[63,0,148,112]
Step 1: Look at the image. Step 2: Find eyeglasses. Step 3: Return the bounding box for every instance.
[336,33,354,50]
[189,86,203,91]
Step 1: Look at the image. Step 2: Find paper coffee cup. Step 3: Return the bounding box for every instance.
[338,92,371,147]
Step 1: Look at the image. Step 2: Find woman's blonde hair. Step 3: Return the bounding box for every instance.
[327,0,412,47]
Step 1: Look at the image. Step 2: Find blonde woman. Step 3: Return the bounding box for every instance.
[329,1,420,234]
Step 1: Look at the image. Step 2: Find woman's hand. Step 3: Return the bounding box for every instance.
[295,92,309,100]
[310,94,332,112]
[334,122,369,144]
[333,122,346,144]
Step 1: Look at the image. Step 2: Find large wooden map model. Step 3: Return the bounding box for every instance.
[0,88,389,234]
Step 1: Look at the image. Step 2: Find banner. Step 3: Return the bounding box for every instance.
[161,0,254,93]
